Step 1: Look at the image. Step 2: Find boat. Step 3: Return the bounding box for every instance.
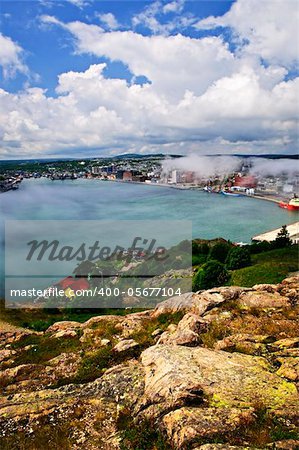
[279,197,299,211]
[203,186,220,194]
[221,190,241,197]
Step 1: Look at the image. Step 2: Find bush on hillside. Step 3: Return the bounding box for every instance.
[208,242,231,263]
[192,260,230,291]
[192,254,208,266]
[192,242,210,256]
[198,243,210,255]
[249,241,273,254]
[226,246,251,270]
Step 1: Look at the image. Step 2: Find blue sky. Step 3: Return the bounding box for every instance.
[0,1,234,94]
[0,0,298,159]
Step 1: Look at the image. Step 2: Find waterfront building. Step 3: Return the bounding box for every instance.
[91,166,101,175]
[123,171,133,181]
[116,170,125,180]
[234,175,257,188]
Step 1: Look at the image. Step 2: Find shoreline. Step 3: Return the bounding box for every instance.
[9,177,296,208]
[106,179,191,190]
[237,192,282,204]
[107,179,292,204]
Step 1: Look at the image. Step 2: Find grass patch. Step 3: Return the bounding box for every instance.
[199,319,231,348]
[0,305,147,332]
[130,311,185,346]
[117,407,171,450]
[200,304,299,350]
[10,333,81,365]
[241,404,299,447]
[59,344,142,385]
[230,246,299,287]
[0,423,72,450]
[86,320,120,339]
[227,306,299,338]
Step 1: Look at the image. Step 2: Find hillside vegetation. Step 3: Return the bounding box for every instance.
[230,246,298,287]
[192,229,298,290]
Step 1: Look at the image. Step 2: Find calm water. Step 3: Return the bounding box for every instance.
[0,177,297,241]
[1,178,297,295]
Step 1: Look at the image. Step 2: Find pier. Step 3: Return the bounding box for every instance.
[252,222,299,244]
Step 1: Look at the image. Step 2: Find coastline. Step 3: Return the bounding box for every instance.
[107,179,292,204]
[13,177,294,205]
[107,179,191,190]
[238,192,282,204]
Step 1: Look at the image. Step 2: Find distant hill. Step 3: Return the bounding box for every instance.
[0,153,297,165]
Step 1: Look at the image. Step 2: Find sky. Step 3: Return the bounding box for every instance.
[0,0,298,160]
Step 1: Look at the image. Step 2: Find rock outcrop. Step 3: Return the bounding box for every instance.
[0,276,298,449]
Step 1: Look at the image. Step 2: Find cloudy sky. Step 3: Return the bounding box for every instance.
[0,0,298,159]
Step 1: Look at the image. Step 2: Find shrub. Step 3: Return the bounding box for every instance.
[249,241,273,254]
[192,241,199,254]
[208,242,231,263]
[117,408,170,450]
[226,246,251,270]
[272,225,292,249]
[200,243,210,255]
[192,254,207,266]
[192,242,209,255]
[193,260,230,291]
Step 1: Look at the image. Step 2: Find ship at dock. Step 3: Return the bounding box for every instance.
[279,196,299,211]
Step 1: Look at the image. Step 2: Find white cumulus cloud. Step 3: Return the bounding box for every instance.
[1,3,298,159]
[96,13,120,31]
[0,33,28,79]
[195,0,299,68]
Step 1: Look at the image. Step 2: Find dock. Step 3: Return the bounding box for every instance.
[252,222,299,244]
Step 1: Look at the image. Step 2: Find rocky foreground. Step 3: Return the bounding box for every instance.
[0,277,298,449]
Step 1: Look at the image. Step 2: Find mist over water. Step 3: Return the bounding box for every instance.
[0,177,296,236]
[0,177,297,294]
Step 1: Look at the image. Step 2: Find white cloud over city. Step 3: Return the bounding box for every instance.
[195,0,299,68]
[0,33,28,79]
[0,0,298,158]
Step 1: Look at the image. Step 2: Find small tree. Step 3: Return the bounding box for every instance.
[249,241,273,254]
[192,242,209,256]
[192,254,207,266]
[208,242,231,263]
[199,243,210,255]
[273,225,292,248]
[192,260,229,291]
[226,246,251,270]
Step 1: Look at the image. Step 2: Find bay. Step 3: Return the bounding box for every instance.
[0,177,297,242]
[1,178,297,297]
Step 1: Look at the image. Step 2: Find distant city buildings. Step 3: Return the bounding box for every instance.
[91,166,102,175]
[1,155,298,201]
[234,175,257,188]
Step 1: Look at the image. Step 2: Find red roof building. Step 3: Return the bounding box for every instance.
[56,276,89,291]
[57,276,74,290]
[234,175,257,188]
